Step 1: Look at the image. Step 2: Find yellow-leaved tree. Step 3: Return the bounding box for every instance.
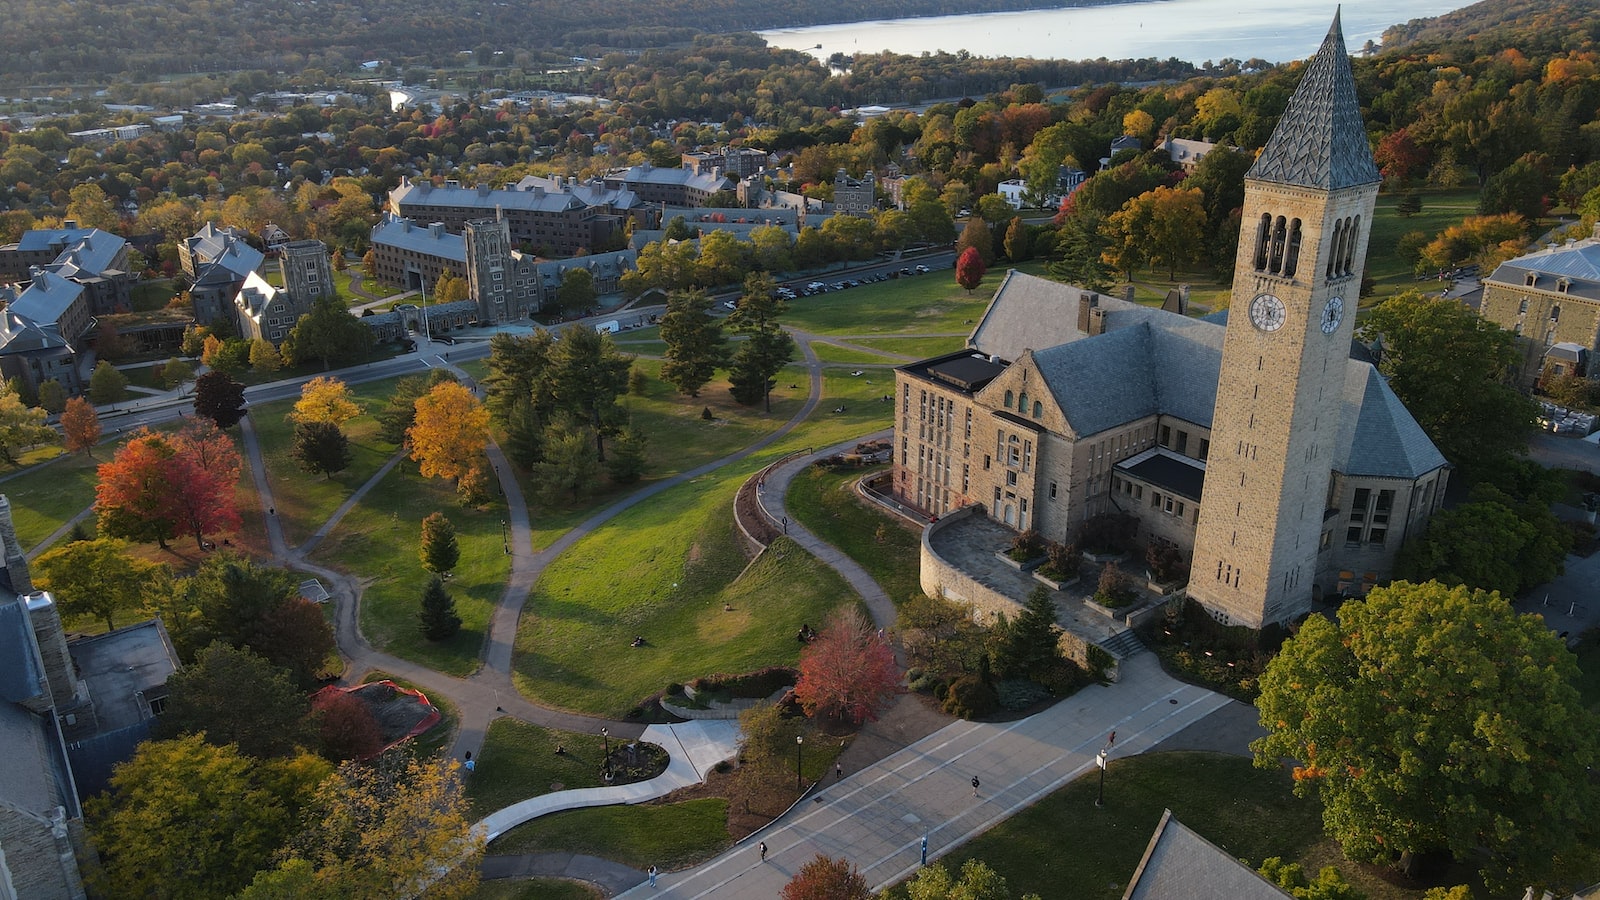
[407,380,489,482]
[290,376,361,426]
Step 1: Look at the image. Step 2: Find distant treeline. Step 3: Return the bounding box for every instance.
[0,0,1142,79]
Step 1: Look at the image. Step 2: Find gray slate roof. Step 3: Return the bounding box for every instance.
[371,215,468,264]
[15,226,95,253]
[1338,364,1449,479]
[7,270,83,326]
[1124,810,1293,900]
[45,230,127,278]
[1247,12,1380,191]
[969,273,1445,483]
[1485,235,1600,303]
[0,311,71,354]
[393,177,588,213]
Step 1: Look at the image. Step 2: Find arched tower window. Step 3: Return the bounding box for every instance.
[1004,390,1013,408]
[1017,391,1029,413]
[1341,216,1360,275]
[1269,216,1287,273]
[1254,213,1271,271]
[1283,219,1302,278]
[1326,219,1343,279]
[1032,400,1043,418]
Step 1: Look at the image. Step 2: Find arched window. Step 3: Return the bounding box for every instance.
[1017,391,1028,413]
[1254,213,1271,270]
[1342,216,1360,275]
[1551,304,1561,322]
[1003,390,1013,408]
[1283,219,1302,278]
[1326,219,1343,279]
[1518,298,1529,314]
[1269,216,1287,273]
[1032,400,1043,418]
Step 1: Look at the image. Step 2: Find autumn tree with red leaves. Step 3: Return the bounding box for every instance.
[61,396,101,456]
[780,854,872,900]
[793,607,899,725]
[312,689,385,762]
[96,422,242,550]
[955,246,986,294]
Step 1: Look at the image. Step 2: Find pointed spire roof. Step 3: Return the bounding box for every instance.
[1247,10,1380,190]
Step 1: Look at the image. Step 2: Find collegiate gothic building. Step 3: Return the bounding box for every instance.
[892,15,1449,628]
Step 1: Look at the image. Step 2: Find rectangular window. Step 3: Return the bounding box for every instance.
[1346,526,1362,544]
[1006,470,1018,486]
[983,454,991,470]
[1369,528,1387,545]
[1351,488,1370,523]
[1049,482,1057,500]
[1159,425,1171,447]
[1151,491,1161,509]
[1198,439,1209,460]
[1176,431,1188,455]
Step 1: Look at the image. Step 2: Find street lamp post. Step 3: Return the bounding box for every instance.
[602,726,610,780]
[1095,730,1116,808]
[795,735,804,792]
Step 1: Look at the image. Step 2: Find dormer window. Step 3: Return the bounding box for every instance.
[1525,272,1538,287]
[1557,278,1571,294]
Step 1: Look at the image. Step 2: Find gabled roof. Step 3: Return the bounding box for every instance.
[1246,12,1380,191]
[1028,318,1223,438]
[393,178,588,214]
[1339,364,1449,479]
[15,226,95,253]
[1123,810,1293,900]
[7,270,84,326]
[45,230,127,278]
[0,311,71,354]
[369,215,467,264]
[235,270,284,317]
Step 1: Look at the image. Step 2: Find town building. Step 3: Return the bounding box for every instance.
[604,163,736,209]
[231,238,332,344]
[681,147,769,178]
[179,223,263,325]
[0,224,133,314]
[892,15,1448,629]
[388,176,631,256]
[832,169,876,217]
[1477,223,1600,386]
[0,495,179,899]
[1160,137,1222,172]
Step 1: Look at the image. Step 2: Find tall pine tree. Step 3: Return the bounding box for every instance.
[418,574,461,641]
[419,511,460,574]
[659,289,729,397]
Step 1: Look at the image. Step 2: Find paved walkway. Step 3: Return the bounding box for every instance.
[619,654,1232,898]
[479,720,741,841]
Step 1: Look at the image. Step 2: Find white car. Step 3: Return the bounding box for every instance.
[722,300,737,310]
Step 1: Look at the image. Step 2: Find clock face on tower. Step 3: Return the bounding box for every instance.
[1320,296,1344,334]
[1249,293,1286,332]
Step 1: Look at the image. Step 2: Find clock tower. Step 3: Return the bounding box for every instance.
[1187,12,1380,628]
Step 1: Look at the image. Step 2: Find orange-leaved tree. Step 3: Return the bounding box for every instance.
[794,606,899,725]
[96,421,242,550]
[62,395,101,456]
[781,854,872,900]
[407,380,489,482]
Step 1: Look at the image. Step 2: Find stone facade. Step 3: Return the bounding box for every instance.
[1478,223,1600,386]
[277,240,334,306]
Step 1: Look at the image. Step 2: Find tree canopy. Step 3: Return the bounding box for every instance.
[153,641,317,759]
[1252,581,1599,893]
[193,370,248,428]
[408,380,490,482]
[794,606,899,724]
[34,538,162,631]
[291,376,361,426]
[96,422,242,550]
[1356,291,1537,482]
[0,382,56,466]
[659,289,729,397]
[283,296,375,370]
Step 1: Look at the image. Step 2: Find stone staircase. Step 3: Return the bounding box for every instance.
[1098,628,1147,660]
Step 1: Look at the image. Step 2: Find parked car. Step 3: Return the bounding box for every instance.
[914,264,930,274]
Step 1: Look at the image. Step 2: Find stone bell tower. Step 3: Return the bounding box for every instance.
[1187,12,1381,628]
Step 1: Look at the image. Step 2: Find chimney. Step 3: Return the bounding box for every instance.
[0,495,30,593]
[1077,292,1098,334]
[1122,285,1136,304]
[429,223,444,238]
[62,219,77,230]
[23,592,83,712]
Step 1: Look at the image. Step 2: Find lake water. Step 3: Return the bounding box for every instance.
[759,0,1470,65]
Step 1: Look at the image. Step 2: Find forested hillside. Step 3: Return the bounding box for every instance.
[0,0,1132,80]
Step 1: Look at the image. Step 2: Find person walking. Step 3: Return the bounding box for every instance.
[920,835,928,866]
[647,864,658,887]
[971,775,980,797]
[835,762,843,782]
[463,751,475,773]
[759,841,768,862]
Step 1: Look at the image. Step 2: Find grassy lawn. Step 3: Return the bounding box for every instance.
[313,462,509,676]
[808,341,904,365]
[786,463,924,607]
[801,367,896,449]
[487,799,731,871]
[474,880,601,900]
[247,377,408,548]
[848,335,967,359]
[0,448,104,552]
[466,718,608,818]
[517,358,801,551]
[783,277,993,336]
[513,459,862,716]
[1366,187,1481,300]
[130,278,180,312]
[894,752,1329,900]
[117,364,168,391]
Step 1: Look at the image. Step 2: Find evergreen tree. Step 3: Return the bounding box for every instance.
[659,289,729,397]
[290,421,352,478]
[724,273,795,412]
[995,586,1063,680]
[534,420,601,503]
[503,395,545,470]
[482,330,553,425]
[546,327,633,461]
[418,574,461,641]
[419,511,460,574]
[605,426,648,485]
